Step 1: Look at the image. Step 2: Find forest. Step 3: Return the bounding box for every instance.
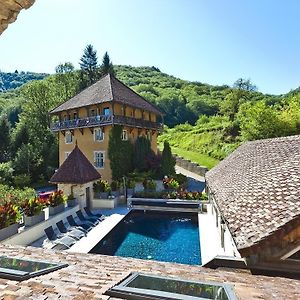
[0,45,300,187]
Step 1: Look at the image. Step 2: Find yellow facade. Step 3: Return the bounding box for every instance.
[57,102,160,182]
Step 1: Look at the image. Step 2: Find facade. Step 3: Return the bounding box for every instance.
[205,135,300,275]
[50,74,163,181]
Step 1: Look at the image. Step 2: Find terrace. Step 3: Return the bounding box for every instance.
[50,114,163,132]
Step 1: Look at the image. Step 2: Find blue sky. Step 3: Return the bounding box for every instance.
[0,0,299,94]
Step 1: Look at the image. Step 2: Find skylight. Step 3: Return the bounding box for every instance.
[105,272,237,300]
[0,256,68,281]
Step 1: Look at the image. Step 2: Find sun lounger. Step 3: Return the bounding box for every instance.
[44,226,76,248]
[84,207,103,218]
[56,221,86,240]
[66,215,93,232]
[76,210,100,225]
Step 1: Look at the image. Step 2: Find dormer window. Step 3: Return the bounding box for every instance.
[65,131,73,144]
[94,128,104,142]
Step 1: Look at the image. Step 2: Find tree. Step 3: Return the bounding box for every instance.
[133,136,152,171]
[237,101,284,140]
[13,143,43,181]
[79,44,100,88]
[160,141,176,176]
[101,51,114,75]
[108,125,133,179]
[233,78,257,92]
[0,116,10,162]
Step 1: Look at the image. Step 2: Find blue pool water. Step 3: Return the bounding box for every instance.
[90,210,201,265]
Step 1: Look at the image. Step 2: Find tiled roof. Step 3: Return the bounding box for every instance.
[0,244,299,299]
[205,135,300,251]
[50,73,162,115]
[49,144,101,184]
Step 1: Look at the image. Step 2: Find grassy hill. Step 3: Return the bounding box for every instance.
[1,65,299,170]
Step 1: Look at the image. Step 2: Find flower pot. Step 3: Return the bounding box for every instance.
[0,223,19,241]
[67,199,77,208]
[24,211,45,227]
[100,192,109,199]
[49,203,65,216]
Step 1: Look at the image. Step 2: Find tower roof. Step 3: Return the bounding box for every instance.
[49,144,101,184]
[50,73,162,115]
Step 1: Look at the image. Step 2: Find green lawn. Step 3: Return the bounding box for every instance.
[166,146,220,169]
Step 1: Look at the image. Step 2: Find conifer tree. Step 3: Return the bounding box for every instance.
[161,141,176,176]
[101,51,114,75]
[0,116,10,162]
[79,44,99,88]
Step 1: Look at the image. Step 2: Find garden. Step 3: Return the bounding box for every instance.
[0,184,72,241]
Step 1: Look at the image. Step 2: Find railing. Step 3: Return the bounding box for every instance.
[50,115,113,131]
[50,114,163,132]
[113,115,163,131]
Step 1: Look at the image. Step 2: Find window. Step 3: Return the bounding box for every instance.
[121,130,128,141]
[103,107,111,116]
[65,131,73,144]
[65,152,71,159]
[105,273,237,300]
[90,109,96,117]
[94,151,105,168]
[94,128,104,142]
[0,256,67,281]
[73,112,78,119]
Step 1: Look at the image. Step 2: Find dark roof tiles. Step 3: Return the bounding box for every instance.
[205,135,300,251]
[0,244,299,299]
[49,144,101,184]
[50,73,162,115]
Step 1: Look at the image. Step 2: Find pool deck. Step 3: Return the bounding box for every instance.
[68,206,130,254]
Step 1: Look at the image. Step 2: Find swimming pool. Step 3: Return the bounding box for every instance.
[90,210,201,265]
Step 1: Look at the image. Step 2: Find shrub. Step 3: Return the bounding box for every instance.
[0,201,20,229]
[21,197,44,217]
[14,174,31,188]
[67,193,75,201]
[110,180,119,191]
[48,190,67,207]
[142,178,157,191]
[127,179,136,189]
[0,162,14,185]
[93,180,111,193]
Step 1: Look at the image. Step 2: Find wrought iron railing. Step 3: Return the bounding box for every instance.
[50,114,163,132]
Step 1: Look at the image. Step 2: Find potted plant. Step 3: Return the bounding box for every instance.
[143,178,156,192]
[66,193,77,207]
[21,197,45,227]
[0,201,20,241]
[48,190,67,216]
[111,181,119,197]
[127,179,136,195]
[94,180,111,199]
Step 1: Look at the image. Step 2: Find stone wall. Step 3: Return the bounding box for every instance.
[0,0,35,34]
[175,154,208,176]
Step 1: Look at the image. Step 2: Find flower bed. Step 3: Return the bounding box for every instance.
[133,189,208,201]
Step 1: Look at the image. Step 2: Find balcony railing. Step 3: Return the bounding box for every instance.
[50,114,163,132]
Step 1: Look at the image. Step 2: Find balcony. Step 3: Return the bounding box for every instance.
[50,114,163,132]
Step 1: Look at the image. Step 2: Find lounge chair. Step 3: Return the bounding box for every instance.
[66,215,93,232]
[76,210,100,225]
[49,243,69,251]
[44,226,76,248]
[84,207,103,218]
[56,221,86,240]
